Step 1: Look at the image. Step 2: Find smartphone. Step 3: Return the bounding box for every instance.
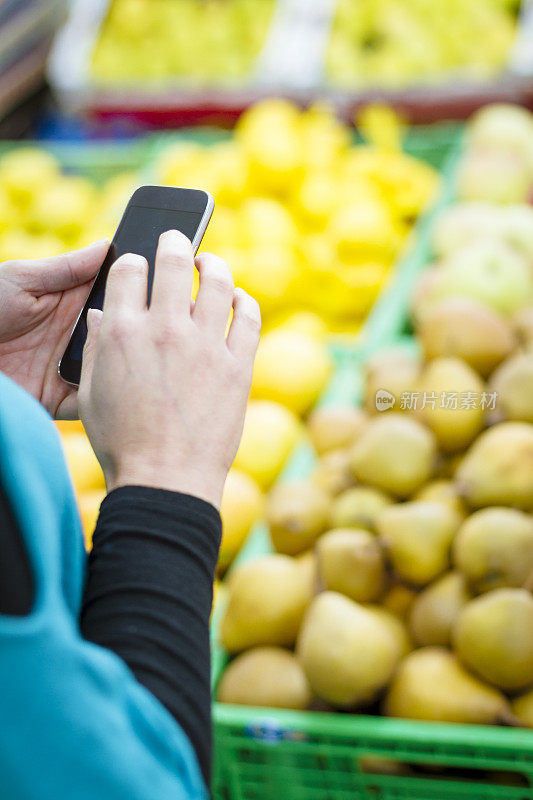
[59,185,214,386]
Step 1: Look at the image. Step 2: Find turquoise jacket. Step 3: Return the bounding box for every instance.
[0,371,208,800]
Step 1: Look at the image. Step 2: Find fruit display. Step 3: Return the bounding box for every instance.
[327,0,521,87]
[91,0,275,84]
[0,147,139,261]
[215,105,533,733]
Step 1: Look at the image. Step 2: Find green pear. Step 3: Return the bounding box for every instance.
[329,486,393,531]
[221,554,311,653]
[364,349,421,416]
[455,422,533,510]
[317,528,385,602]
[453,507,533,592]
[489,352,533,424]
[409,572,472,647]
[417,297,516,377]
[351,414,437,498]
[296,592,401,708]
[217,647,311,710]
[384,647,510,724]
[308,406,366,455]
[266,479,330,555]
[376,501,461,586]
[453,589,533,690]
[365,605,412,659]
[415,357,485,453]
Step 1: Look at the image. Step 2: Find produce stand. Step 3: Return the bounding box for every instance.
[209,123,533,800]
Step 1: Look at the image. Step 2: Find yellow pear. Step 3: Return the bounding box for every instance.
[417,298,516,377]
[296,592,401,708]
[455,422,533,510]
[489,352,533,424]
[453,507,533,592]
[351,414,437,498]
[514,306,533,350]
[317,528,385,602]
[414,479,467,519]
[363,350,421,416]
[408,572,472,647]
[376,501,461,586]
[453,589,533,691]
[511,687,533,726]
[312,448,355,496]
[415,357,485,453]
[220,554,311,653]
[384,647,510,724]
[217,647,311,710]
[219,469,263,570]
[308,406,366,455]
[365,605,412,659]
[266,479,330,555]
[329,486,393,531]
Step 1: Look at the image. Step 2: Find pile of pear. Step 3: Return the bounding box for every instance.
[218,291,533,730]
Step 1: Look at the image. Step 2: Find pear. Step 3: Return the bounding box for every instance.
[415,357,485,453]
[414,479,467,519]
[308,406,366,455]
[384,647,510,725]
[364,350,421,416]
[220,554,311,653]
[317,528,385,602]
[365,605,412,659]
[408,572,472,647]
[416,298,516,377]
[381,581,418,621]
[329,486,393,531]
[511,687,533,726]
[431,203,498,258]
[351,414,437,498]
[489,352,533,424]
[266,479,330,555]
[453,507,533,592]
[217,647,311,710]
[295,548,318,597]
[453,589,533,690]
[455,422,533,510]
[376,501,461,586]
[312,448,355,496]
[296,592,401,708]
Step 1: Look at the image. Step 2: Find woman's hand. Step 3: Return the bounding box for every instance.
[79,230,261,510]
[0,240,109,419]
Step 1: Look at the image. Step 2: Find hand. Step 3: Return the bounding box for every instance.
[79,230,261,509]
[0,240,109,419]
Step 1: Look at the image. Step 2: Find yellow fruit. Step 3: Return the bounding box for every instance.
[77,489,106,550]
[30,176,97,242]
[308,406,366,455]
[221,554,311,652]
[251,330,332,415]
[274,311,329,341]
[219,469,263,570]
[0,231,65,261]
[317,528,385,602]
[234,400,302,490]
[409,572,472,647]
[511,687,533,726]
[329,199,399,261]
[312,448,355,496]
[0,147,60,207]
[266,479,330,555]
[218,646,311,710]
[60,433,105,493]
[329,486,392,531]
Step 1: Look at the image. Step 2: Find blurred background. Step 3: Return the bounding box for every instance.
[3,3,533,799]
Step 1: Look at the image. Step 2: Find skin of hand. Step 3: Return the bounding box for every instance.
[0,240,109,419]
[78,230,261,510]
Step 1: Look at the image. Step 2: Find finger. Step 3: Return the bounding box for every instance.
[193,253,235,334]
[103,253,148,314]
[79,308,103,394]
[150,229,194,316]
[226,288,261,360]
[29,239,109,296]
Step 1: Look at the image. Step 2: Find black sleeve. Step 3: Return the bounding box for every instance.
[0,479,34,616]
[80,486,222,787]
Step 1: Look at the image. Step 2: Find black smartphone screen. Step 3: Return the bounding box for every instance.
[60,192,209,385]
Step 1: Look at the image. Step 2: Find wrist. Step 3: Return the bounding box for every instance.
[106,463,225,510]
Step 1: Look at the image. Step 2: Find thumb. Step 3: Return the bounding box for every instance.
[80,308,103,391]
[28,239,109,296]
